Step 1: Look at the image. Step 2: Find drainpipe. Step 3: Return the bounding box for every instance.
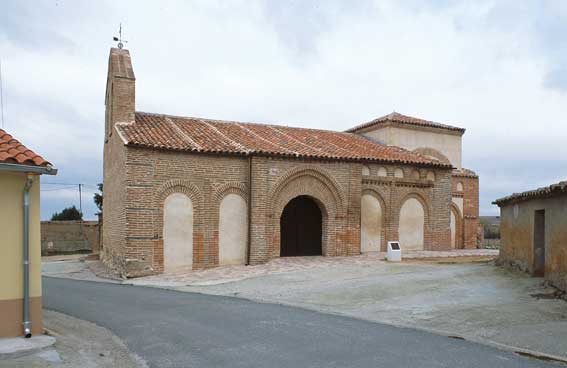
[23,175,33,338]
[246,155,252,265]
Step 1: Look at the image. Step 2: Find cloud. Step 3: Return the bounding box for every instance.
[1,0,566,219]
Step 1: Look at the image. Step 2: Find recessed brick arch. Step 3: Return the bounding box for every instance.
[153,179,204,272]
[450,202,463,249]
[267,167,344,258]
[397,192,431,250]
[412,147,451,166]
[360,188,388,253]
[210,182,248,266]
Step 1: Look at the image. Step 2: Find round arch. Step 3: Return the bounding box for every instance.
[412,147,452,166]
[280,195,323,256]
[398,193,430,251]
[450,203,463,249]
[154,179,203,272]
[163,193,193,272]
[360,189,386,253]
[269,167,342,258]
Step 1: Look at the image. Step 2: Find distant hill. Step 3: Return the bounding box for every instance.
[480,216,500,226]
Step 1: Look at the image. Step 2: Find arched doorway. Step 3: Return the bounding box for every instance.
[280,196,322,256]
[399,197,425,251]
[163,193,193,271]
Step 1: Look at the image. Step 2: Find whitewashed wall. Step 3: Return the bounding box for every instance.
[361,194,382,252]
[163,193,193,271]
[399,198,425,250]
[219,194,248,265]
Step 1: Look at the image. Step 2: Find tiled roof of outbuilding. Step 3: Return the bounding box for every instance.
[0,128,50,166]
[493,181,567,205]
[346,112,466,134]
[115,112,452,168]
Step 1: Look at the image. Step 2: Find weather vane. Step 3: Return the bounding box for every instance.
[113,23,128,49]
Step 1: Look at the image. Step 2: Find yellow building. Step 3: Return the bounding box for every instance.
[0,129,56,338]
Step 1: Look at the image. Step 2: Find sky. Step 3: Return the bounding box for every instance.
[1,0,566,220]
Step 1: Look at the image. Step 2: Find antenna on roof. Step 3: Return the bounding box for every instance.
[113,23,128,49]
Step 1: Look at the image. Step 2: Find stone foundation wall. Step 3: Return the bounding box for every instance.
[41,221,100,255]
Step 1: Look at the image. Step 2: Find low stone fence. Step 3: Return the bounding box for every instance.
[41,221,101,255]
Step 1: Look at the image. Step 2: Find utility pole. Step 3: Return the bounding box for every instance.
[78,183,82,214]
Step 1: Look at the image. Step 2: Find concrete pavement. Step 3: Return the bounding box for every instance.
[43,277,562,368]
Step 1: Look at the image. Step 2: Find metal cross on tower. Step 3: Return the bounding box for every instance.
[113,23,128,49]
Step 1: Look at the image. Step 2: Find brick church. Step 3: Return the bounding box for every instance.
[102,48,479,277]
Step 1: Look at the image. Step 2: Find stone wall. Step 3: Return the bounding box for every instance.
[41,221,100,255]
[498,195,567,292]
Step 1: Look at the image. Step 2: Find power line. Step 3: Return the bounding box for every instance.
[43,182,100,188]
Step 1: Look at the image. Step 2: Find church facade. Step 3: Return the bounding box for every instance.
[102,48,479,277]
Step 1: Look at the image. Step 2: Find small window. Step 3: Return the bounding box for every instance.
[394,168,404,178]
[377,167,388,177]
[456,182,464,192]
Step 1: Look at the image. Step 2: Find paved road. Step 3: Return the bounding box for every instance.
[43,277,560,368]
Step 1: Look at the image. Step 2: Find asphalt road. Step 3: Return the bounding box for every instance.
[43,277,561,368]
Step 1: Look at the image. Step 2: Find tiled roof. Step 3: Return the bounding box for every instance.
[452,168,478,178]
[346,112,466,134]
[115,112,451,167]
[493,181,567,205]
[0,129,50,166]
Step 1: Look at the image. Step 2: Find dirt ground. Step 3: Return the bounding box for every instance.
[43,250,567,362]
[0,310,146,368]
[158,258,567,361]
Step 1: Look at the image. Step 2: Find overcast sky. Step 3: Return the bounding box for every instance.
[1,0,566,220]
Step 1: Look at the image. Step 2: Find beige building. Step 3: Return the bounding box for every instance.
[494,181,567,292]
[0,128,56,338]
[102,48,479,278]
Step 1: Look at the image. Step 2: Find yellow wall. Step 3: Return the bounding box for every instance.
[0,172,42,301]
[362,126,463,169]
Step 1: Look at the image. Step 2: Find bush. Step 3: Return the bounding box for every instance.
[51,206,83,221]
[484,226,500,239]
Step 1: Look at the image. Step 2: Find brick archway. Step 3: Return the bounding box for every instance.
[450,203,463,249]
[397,193,431,251]
[360,189,387,252]
[412,147,452,166]
[268,167,343,258]
[280,195,323,257]
[153,179,204,272]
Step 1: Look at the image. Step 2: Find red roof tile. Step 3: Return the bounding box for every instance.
[0,129,50,167]
[493,181,567,205]
[115,112,451,168]
[346,112,466,134]
[452,168,478,178]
